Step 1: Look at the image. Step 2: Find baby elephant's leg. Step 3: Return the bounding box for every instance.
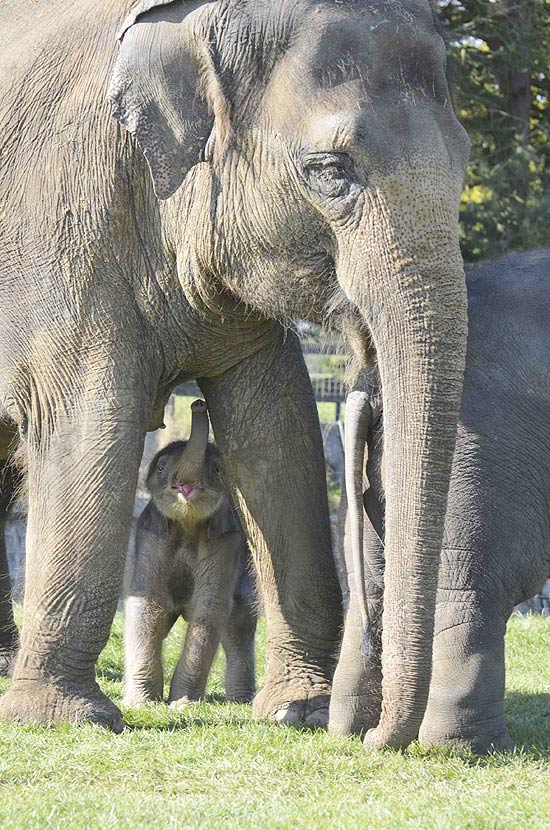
[123,517,178,707]
[222,592,257,703]
[169,534,240,708]
[123,595,176,706]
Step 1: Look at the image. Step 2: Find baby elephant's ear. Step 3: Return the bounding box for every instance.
[108,0,221,199]
[208,496,242,539]
[140,501,170,536]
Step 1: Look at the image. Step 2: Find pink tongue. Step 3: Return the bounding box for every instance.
[179,483,196,498]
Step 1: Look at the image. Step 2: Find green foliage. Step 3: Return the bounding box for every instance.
[438,0,550,262]
[1,613,550,829]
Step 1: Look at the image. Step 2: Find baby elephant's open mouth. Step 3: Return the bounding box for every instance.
[172,482,204,501]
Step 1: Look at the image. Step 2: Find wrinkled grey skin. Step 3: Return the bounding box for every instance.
[124,401,257,708]
[331,250,550,754]
[0,0,468,746]
[0,455,19,676]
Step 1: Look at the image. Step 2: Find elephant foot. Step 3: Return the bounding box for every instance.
[362,722,420,751]
[169,695,199,711]
[121,691,161,708]
[328,694,380,737]
[225,690,255,704]
[0,678,124,732]
[419,720,514,755]
[253,678,331,727]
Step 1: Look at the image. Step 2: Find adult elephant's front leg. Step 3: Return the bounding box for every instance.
[0,369,148,730]
[201,329,342,726]
[419,563,514,754]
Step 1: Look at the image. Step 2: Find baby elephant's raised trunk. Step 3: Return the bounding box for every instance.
[174,400,210,483]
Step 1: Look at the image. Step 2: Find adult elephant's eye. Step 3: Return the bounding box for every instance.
[303,153,354,200]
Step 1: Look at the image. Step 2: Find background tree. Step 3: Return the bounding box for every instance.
[438,0,550,262]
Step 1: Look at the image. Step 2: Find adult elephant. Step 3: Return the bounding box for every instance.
[0,0,469,748]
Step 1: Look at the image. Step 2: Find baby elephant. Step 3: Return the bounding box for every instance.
[123,400,257,709]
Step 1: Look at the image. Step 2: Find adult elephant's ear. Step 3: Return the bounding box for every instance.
[107,0,223,199]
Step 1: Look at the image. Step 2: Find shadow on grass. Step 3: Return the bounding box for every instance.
[122,691,258,732]
[122,694,329,735]
[123,717,328,734]
[123,714,254,732]
[505,691,550,759]
[427,692,550,767]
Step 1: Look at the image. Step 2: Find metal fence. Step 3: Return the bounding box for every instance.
[173,334,348,412]
[174,374,347,416]
[175,376,346,401]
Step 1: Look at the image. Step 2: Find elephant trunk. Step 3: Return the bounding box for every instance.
[174,399,210,483]
[344,391,372,639]
[362,273,466,749]
[337,183,468,748]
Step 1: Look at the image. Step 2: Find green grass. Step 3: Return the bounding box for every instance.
[0,615,549,830]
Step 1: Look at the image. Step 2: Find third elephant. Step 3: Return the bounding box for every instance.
[330,249,550,754]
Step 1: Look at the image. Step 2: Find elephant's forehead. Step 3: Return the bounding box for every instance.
[262,4,445,125]
[299,3,439,72]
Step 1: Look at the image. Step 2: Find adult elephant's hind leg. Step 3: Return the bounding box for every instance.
[201,329,343,726]
[0,459,19,675]
[0,373,148,730]
[222,592,257,703]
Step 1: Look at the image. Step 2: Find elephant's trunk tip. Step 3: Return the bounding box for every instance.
[172,399,210,484]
